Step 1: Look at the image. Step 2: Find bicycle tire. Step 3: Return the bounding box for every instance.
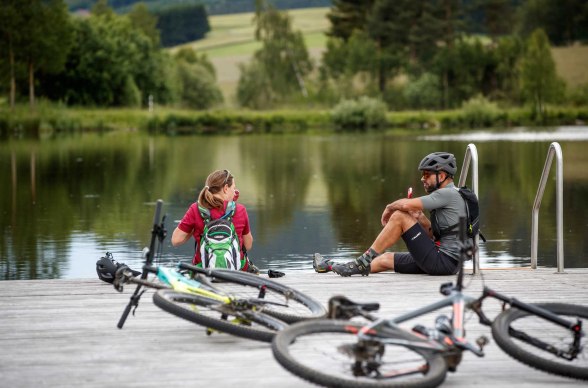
[272,319,448,388]
[197,269,327,323]
[153,289,287,342]
[492,302,588,380]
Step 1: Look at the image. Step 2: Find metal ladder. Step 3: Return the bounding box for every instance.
[458,144,480,274]
[531,142,564,272]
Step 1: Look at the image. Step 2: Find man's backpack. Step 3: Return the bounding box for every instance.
[198,201,243,270]
[432,186,486,243]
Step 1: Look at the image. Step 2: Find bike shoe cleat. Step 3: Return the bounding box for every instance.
[332,259,370,277]
[313,253,334,273]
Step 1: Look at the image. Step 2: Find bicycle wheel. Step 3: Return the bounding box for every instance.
[272,319,448,388]
[201,269,327,323]
[153,289,287,342]
[492,303,588,380]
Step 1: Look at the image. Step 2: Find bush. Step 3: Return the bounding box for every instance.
[331,96,387,130]
[460,95,501,128]
[403,73,442,110]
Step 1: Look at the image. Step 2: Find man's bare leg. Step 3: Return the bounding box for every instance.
[332,211,417,277]
[370,252,395,273]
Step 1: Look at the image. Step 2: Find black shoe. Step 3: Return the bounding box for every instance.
[332,259,370,277]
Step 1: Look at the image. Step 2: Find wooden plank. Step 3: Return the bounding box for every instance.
[0,268,587,387]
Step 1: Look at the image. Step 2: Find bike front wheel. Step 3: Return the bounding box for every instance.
[272,319,448,388]
[492,303,588,380]
[153,289,287,342]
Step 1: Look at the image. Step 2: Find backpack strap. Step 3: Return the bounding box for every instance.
[222,201,236,221]
[198,203,211,223]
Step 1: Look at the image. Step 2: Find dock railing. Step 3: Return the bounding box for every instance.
[531,142,564,272]
[458,143,480,274]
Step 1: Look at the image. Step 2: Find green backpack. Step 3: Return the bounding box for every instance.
[198,201,243,270]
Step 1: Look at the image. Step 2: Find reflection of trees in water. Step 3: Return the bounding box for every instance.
[318,135,429,251]
[1,134,587,279]
[239,136,313,243]
[0,134,216,279]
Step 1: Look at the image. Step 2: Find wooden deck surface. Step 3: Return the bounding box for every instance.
[1,268,587,387]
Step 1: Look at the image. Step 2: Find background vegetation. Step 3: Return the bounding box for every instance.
[1,0,588,135]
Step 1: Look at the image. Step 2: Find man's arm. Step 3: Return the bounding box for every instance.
[380,198,424,225]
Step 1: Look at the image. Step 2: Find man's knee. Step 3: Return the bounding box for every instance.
[388,210,417,231]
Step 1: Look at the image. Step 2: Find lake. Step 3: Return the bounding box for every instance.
[1,127,587,280]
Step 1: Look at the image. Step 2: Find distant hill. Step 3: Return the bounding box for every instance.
[66,0,332,15]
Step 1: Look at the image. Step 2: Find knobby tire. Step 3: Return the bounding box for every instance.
[153,289,287,342]
[272,320,447,388]
[492,303,588,380]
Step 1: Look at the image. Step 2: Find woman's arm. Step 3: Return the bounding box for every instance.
[171,227,192,246]
[241,232,253,251]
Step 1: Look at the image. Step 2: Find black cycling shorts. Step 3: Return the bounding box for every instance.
[393,223,459,276]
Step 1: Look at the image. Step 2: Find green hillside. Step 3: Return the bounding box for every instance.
[172,7,330,105]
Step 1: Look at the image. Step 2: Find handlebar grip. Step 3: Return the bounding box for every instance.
[117,302,133,329]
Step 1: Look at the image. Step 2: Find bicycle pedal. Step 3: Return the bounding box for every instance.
[476,335,489,349]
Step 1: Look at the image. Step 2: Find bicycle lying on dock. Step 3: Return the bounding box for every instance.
[272,217,587,387]
[115,199,326,342]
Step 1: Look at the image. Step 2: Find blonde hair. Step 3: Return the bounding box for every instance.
[197,169,233,210]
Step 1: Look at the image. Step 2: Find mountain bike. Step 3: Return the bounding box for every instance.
[272,217,587,387]
[115,199,326,342]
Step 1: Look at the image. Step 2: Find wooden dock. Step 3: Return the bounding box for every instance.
[1,268,587,387]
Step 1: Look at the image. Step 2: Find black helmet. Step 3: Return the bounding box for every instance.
[96,252,141,284]
[418,152,457,176]
[96,255,118,284]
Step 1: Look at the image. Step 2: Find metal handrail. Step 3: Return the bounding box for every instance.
[458,143,480,274]
[531,142,564,272]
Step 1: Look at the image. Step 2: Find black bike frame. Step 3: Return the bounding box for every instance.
[117,199,165,329]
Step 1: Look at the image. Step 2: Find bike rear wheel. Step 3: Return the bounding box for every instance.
[492,303,588,380]
[193,268,327,323]
[272,320,447,388]
[153,289,287,342]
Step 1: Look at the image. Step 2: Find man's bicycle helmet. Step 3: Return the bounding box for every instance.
[418,152,457,177]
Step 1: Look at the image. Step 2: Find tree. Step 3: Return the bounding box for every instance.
[516,0,588,45]
[18,0,73,108]
[519,29,565,116]
[326,0,375,40]
[0,0,24,109]
[156,4,210,47]
[474,0,515,41]
[174,48,223,109]
[128,2,160,46]
[237,0,312,108]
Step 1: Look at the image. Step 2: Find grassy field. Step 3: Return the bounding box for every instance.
[172,8,329,104]
[172,7,588,105]
[552,45,588,87]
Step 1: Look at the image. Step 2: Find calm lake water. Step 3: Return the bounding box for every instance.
[1,127,587,280]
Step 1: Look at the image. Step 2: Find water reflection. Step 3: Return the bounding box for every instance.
[1,128,587,280]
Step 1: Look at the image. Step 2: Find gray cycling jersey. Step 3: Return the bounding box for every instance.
[419,182,467,261]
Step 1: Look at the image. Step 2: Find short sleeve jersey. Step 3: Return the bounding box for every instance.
[419,182,467,260]
[177,201,251,266]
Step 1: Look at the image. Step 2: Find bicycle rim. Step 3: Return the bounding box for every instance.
[272,320,447,388]
[203,269,327,323]
[492,303,588,380]
[153,289,287,342]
